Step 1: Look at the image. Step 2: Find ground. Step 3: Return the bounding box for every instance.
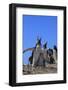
[23,64,57,75]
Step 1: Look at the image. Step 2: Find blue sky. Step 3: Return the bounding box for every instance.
[22,15,57,64]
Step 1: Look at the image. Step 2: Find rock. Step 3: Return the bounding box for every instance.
[23,64,57,75]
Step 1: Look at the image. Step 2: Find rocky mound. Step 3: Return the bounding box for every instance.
[23,64,57,75]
